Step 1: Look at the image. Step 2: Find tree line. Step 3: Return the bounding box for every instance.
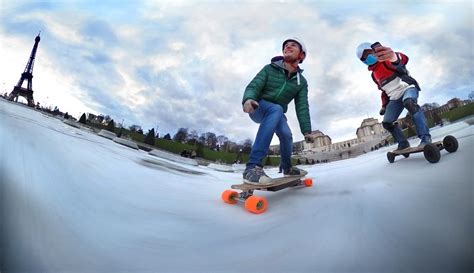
[170,128,253,154]
[81,114,254,154]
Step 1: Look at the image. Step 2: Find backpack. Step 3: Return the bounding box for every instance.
[371,57,421,92]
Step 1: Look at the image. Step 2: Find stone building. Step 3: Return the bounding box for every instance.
[398,98,470,129]
[303,130,332,150]
[269,130,331,155]
[270,98,472,164]
[295,118,389,163]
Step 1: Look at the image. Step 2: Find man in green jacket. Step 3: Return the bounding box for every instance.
[242,37,312,184]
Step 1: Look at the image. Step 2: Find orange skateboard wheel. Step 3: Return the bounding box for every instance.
[244,196,268,214]
[221,190,239,204]
[303,178,313,187]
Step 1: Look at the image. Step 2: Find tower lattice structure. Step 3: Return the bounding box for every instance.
[8,33,41,107]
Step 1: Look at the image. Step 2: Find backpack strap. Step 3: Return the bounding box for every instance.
[381,59,421,91]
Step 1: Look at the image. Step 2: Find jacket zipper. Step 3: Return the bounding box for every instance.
[276,80,287,100]
[275,69,289,100]
[275,65,300,100]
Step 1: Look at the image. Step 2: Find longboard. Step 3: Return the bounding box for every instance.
[387,135,458,163]
[221,176,313,214]
[231,176,311,191]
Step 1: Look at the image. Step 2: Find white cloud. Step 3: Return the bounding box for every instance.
[0,1,472,145]
[20,11,85,45]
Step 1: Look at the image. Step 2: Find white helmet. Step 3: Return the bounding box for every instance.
[282,37,307,63]
[356,42,372,60]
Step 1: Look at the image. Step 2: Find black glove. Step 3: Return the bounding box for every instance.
[379,107,386,116]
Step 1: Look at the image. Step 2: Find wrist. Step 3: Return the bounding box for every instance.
[390,53,400,64]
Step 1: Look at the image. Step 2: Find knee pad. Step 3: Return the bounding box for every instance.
[403,98,420,114]
[382,122,394,131]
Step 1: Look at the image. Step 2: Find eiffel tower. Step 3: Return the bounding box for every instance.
[8,32,41,107]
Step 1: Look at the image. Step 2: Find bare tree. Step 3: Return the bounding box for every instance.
[217,135,229,150]
[144,128,156,145]
[129,125,142,132]
[187,129,199,145]
[241,138,253,153]
[205,132,218,149]
[173,128,188,143]
[421,102,440,111]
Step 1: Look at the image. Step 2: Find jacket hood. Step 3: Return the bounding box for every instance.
[271,56,304,72]
[270,56,304,85]
[271,56,285,68]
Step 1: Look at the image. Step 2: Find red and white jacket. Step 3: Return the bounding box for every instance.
[368,52,420,107]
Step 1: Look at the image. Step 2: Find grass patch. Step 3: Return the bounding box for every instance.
[441,103,474,122]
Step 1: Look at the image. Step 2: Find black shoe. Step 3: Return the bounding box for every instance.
[283,166,308,177]
[395,141,410,151]
[243,166,272,185]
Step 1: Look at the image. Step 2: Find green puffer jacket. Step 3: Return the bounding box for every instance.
[242,56,312,135]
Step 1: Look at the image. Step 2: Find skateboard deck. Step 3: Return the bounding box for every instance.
[221,176,313,214]
[391,140,442,155]
[387,135,458,164]
[231,176,308,192]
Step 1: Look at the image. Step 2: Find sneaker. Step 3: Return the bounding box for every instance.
[418,136,432,147]
[395,140,410,151]
[243,166,272,185]
[283,166,308,177]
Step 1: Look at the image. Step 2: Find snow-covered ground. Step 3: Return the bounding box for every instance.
[1,99,473,273]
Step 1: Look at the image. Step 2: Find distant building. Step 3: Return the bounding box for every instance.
[269,96,472,164]
[356,117,386,140]
[87,113,97,122]
[85,113,106,124]
[272,118,390,163]
[304,130,332,150]
[399,97,471,129]
[269,130,331,155]
[446,98,464,109]
[223,141,239,153]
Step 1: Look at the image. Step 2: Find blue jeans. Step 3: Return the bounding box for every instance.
[246,100,293,170]
[383,87,431,143]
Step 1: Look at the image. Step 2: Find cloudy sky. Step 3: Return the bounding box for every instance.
[1,0,472,144]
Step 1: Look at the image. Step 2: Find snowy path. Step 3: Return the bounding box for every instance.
[1,99,472,273]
